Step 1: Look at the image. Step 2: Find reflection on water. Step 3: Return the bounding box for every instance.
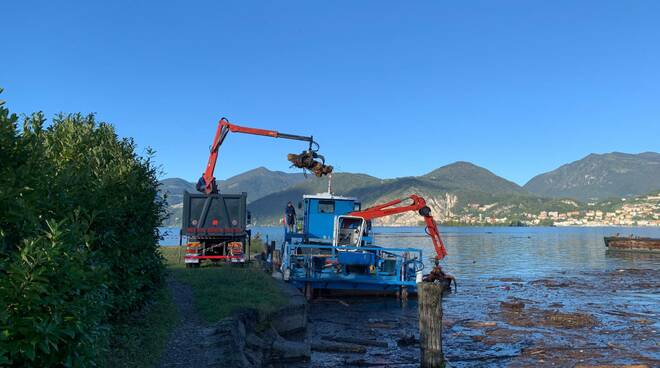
[161,226,660,277]
[374,226,660,278]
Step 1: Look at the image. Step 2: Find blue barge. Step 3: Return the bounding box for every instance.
[280,192,428,296]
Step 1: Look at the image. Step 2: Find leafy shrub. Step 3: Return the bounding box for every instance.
[0,91,166,366]
[0,221,110,367]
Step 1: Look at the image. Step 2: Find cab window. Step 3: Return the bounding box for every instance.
[318,200,335,214]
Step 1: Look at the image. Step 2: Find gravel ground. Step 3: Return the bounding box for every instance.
[157,277,208,368]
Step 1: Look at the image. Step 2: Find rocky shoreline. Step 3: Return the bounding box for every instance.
[202,280,310,368]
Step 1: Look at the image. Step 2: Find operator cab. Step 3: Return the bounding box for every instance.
[333,216,368,247]
[284,193,373,246]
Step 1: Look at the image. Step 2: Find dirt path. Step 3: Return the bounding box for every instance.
[157,277,208,368]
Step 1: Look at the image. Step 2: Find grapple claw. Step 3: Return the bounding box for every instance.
[287,151,333,177]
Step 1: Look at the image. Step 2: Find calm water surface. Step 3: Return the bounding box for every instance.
[161,225,660,276]
[374,226,660,278]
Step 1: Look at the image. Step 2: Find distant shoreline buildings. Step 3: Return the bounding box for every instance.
[440,194,660,227]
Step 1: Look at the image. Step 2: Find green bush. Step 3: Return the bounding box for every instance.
[0,221,110,367]
[0,91,166,367]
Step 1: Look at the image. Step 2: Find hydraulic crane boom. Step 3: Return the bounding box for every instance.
[197,117,331,194]
[348,194,448,260]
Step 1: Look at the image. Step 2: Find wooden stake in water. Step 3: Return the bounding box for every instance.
[418,282,444,368]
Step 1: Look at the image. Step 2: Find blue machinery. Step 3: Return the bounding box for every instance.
[280,193,427,295]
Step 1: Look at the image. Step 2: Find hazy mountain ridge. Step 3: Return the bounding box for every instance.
[524,152,660,201]
[422,161,527,195]
[159,167,309,226]
[219,166,307,202]
[160,178,196,206]
[161,167,307,204]
[246,162,571,225]
[245,173,383,224]
[160,151,659,226]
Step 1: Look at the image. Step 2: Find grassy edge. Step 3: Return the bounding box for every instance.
[103,285,178,368]
[102,246,286,367]
[161,246,286,323]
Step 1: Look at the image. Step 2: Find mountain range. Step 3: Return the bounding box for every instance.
[524,152,660,201]
[160,167,307,226]
[160,152,660,226]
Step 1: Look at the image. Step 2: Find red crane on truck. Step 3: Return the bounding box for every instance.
[196,117,332,195]
[183,117,331,267]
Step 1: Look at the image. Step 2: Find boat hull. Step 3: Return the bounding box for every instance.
[604,237,660,252]
[282,243,427,297]
[289,278,451,297]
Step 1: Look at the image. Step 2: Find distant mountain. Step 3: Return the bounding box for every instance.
[159,167,308,226]
[524,152,660,201]
[247,173,382,224]
[160,167,307,205]
[161,154,660,227]
[160,178,196,206]
[218,167,307,203]
[422,161,527,195]
[247,162,566,226]
[159,178,196,227]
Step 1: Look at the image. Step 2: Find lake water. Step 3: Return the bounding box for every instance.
[161,226,660,366]
[160,225,660,277]
[374,226,660,278]
[312,227,660,367]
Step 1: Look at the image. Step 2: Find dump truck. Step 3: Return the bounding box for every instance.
[181,117,331,267]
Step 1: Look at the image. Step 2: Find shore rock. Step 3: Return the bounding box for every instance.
[202,280,309,367]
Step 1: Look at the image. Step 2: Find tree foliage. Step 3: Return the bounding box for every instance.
[0,91,166,367]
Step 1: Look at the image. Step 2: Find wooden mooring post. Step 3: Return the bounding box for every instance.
[418,282,444,368]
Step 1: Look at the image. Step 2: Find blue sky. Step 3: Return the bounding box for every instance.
[2,1,659,185]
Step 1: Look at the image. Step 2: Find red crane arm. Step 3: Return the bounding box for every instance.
[199,118,316,194]
[348,194,448,260]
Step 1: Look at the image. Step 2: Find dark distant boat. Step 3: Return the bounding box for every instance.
[604,236,660,252]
